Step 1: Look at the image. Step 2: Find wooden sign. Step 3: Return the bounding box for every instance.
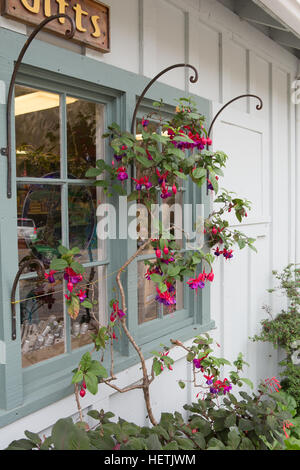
[1,0,110,53]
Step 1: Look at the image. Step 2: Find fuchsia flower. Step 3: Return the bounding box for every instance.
[223,249,233,260]
[116,167,128,181]
[193,353,208,370]
[142,118,149,128]
[45,270,57,284]
[110,301,126,322]
[145,266,162,280]
[155,287,176,306]
[146,149,153,161]
[187,273,205,291]
[204,374,214,385]
[77,289,87,303]
[64,268,83,285]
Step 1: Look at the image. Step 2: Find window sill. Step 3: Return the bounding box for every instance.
[0,320,215,428]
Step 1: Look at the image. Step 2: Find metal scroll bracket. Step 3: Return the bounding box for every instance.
[206,94,263,194]
[11,259,46,341]
[1,14,75,199]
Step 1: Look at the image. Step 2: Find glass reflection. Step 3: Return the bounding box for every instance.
[71,266,105,350]
[17,183,62,267]
[67,98,104,179]
[15,85,61,178]
[20,273,65,368]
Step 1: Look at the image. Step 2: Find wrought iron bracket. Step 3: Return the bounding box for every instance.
[3,14,75,199]
[130,63,199,134]
[11,259,46,341]
[206,94,263,194]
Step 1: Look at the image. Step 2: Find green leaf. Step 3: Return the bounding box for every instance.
[238,418,254,432]
[150,273,164,283]
[87,410,100,421]
[88,360,108,378]
[240,377,254,389]
[58,245,69,256]
[227,429,241,449]
[85,167,103,177]
[68,295,80,320]
[72,369,84,384]
[224,413,236,428]
[193,167,206,179]
[85,372,99,395]
[70,261,85,274]
[81,299,93,309]
[178,381,186,389]
[24,431,42,446]
[50,258,68,271]
[51,418,90,450]
[5,439,37,450]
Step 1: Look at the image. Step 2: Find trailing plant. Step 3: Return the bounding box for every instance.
[43,96,258,426]
[251,264,300,413]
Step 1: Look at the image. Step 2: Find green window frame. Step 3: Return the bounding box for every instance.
[0,27,213,427]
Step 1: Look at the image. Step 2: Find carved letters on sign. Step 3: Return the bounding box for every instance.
[1,0,110,53]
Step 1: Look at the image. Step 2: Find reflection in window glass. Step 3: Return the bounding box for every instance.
[71,266,106,350]
[138,262,159,324]
[15,85,61,178]
[17,184,62,267]
[20,273,65,368]
[68,185,102,263]
[67,98,104,179]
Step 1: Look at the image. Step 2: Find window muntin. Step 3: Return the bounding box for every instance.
[15,85,107,367]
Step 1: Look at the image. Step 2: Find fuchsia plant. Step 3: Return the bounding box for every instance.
[46,97,258,426]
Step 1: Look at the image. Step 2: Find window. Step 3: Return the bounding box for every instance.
[0,51,212,425]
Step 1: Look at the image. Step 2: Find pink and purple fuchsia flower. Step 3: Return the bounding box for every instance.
[110,301,126,322]
[116,167,128,181]
[44,270,57,284]
[64,267,83,285]
[77,289,87,303]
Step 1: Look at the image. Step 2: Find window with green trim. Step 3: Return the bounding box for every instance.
[15,82,109,368]
[0,56,212,425]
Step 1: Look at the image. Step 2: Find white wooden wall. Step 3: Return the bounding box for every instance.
[0,0,299,447]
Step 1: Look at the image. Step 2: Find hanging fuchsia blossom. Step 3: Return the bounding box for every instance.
[77,289,87,303]
[223,249,233,260]
[187,273,205,291]
[116,167,128,181]
[64,267,83,285]
[114,153,125,162]
[142,118,149,128]
[110,301,126,322]
[45,270,57,284]
[155,287,176,306]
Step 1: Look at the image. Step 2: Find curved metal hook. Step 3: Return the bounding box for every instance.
[130,63,199,134]
[2,14,75,199]
[11,259,46,340]
[206,94,263,195]
[207,94,263,139]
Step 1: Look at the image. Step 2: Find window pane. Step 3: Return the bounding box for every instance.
[138,261,159,324]
[69,185,105,263]
[71,266,106,350]
[17,184,62,267]
[67,98,104,179]
[15,86,60,178]
[163,281,184,316]
[20,274,65,368]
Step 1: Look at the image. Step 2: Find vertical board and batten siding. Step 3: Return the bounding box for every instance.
[0,0,298,445]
